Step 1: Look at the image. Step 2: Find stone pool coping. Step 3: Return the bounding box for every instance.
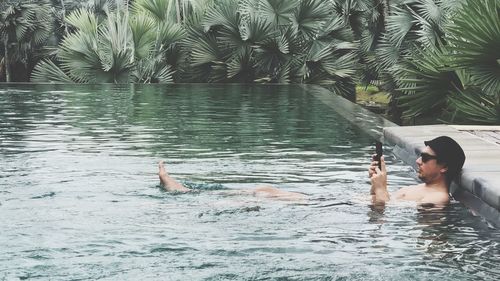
[384,125,500,226]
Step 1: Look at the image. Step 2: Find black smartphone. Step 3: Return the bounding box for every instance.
[374,141,383,170]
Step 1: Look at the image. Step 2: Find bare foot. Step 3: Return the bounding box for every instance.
[158,161,167,186]
[158,161,190,192]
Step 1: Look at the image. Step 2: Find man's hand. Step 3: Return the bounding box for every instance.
[369,155,389,202]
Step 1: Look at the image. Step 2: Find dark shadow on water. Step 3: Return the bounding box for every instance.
[182,181,228,191]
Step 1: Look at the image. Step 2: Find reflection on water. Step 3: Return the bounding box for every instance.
[0,84,499,280]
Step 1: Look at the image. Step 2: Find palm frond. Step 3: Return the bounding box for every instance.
[129,13,156,59]
[203,0,239,33]
[321,51,358,79]
[375,36,401,72]
[448,0,500,98]
[241,14,275,44]
[258,0,297,26]
[254,34,289,76]
[58,30,100,83]
[447,88,500,124]
[157,21,186,48]
[226,46,253,80]
[184,25,224,66]
[292,0,331,40]
[96,12,134,83]
[31,59,75,83]
[396,46,461,119]
[133,0,171,23]
[65,8,98,32]
[134,59,174,83]
[385,5,415,49]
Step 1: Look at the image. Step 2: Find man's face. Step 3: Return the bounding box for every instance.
[416,146,447,183]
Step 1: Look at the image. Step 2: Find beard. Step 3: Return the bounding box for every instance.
[418,174,427,182]
[417,169,429,183]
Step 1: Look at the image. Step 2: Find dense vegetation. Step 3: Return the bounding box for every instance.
[1,0,499,124]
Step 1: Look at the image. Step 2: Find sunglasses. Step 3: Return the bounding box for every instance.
[420,152,438,163]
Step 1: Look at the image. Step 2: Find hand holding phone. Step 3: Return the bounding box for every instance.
[374,141,383,170]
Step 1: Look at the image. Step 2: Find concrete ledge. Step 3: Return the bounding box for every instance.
[304,85,397,140]
[384,125,500,226]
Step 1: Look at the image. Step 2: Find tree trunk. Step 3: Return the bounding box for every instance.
[346,0,352,24]
[383,0,390,19]
[175,0,181,23]
[4,38,11,82]
[60,0,68,34]
[181,0,186,22]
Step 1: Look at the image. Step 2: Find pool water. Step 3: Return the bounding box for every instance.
[0,84,499,280]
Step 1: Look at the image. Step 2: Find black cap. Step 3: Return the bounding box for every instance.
[424,136,466,180]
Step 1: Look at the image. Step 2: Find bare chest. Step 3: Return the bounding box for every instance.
[394,187,426,201]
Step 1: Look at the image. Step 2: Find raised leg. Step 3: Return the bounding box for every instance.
[252,185,307,201]
[158,161,190,192]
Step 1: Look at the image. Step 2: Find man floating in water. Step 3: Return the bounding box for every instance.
[158,136,465,206]
[369,136,466,206]
[158,161,307,201]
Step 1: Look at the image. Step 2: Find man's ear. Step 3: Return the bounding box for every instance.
[439,165,448,174]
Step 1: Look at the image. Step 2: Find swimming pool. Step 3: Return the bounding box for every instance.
[0,84,499,280]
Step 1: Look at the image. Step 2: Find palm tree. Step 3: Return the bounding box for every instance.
[181,0,359,98]
[445,0,500,124]
[32,0,186,83]
[0,0,53,82]
[391,0,499,124]
[357,0,465,122]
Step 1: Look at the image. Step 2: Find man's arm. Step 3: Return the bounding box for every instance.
[369,155,390,204]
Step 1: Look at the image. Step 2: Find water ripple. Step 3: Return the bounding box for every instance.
[0,84,498,280]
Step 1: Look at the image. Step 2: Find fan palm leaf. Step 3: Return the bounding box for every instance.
[254,34,289,79]
[57,31,102,83]
[183,24,227,81]
[292,0,331,40]
[258,0,297,26]
[241,14,275,44]
[132,0,172,23]
[30,59,75,83]
[65,7,98,32]
[129,12,156,59]
[227,46,254,81]
[447,87,499,124]
[396,46,461,119]
[448,0,500,98]
[185,25,225,66]
[359,0,385,52]
[203,0,240,33]
[134,58,174,83]
[96,12,134,83]
[157,21,186,49]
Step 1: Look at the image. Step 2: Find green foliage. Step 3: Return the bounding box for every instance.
[448,0,500,98]
[392,0,500,124]
[32,0,185,83]
[396,47,459,119]
[180,0,358,98]
[0,0,54,81]
[447,87,500,124]
[30,59,74,83]
[6,0,498,125]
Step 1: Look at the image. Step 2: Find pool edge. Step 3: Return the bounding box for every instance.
[301,85,398,140]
